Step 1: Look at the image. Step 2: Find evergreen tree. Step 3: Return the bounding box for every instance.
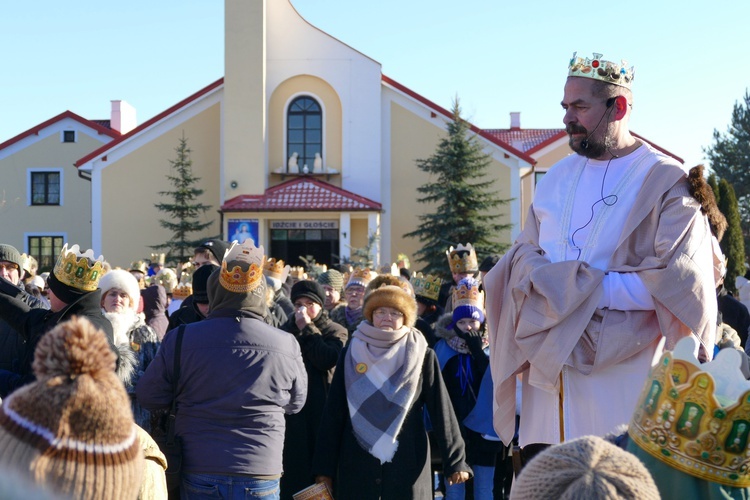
[404,100,511,278]
[152,135,213,263]
[718,179,745,294]
[708,174,720,204]
[705,90,750,255]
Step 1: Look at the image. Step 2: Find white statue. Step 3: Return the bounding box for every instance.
[313,152,322,173]
[288,152,299,173]
[302,164,309,174]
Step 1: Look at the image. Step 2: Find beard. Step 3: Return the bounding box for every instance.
[567,122,615,159]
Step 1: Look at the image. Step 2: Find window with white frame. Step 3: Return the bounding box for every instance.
[287,96,322,173]
[30,171,61,205]
[27,235,64,272]
[62,130,76,143]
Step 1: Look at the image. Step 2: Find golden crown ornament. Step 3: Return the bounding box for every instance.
[629,337,750,487]
[568,51,635,89]
[263,258,291,282]
[155,268,178,294]
[219,240,266,294]
[53,243,104,292]
[446,243,478,274]
[172,282,193,299]
[411,273,443,302]
[451,277,484,309]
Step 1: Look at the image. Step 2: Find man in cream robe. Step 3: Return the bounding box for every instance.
[485,53,718,448]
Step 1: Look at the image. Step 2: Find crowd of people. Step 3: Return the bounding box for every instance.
[0,51,749,500]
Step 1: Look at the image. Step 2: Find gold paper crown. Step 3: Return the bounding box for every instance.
[129,260,148,274]
[290,266,307,280]
[20,253,38,274]
[411,273,443,302]
[155,268,178,293]
[172,282,193,299]
[446,243,478,274]
[452,278,484,309]
[347,268,376,288]
[568,51,635,89]
[219,241,266,293]
[150,253,165,266]
[263,258,290,282]
[52,244,104,292]
[629,337,750,487]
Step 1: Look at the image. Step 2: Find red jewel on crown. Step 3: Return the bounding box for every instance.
[592,59,600,68]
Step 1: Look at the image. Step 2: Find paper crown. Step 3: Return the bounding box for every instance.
[263,258,290,282]
[150,253,165,266]
[346,268,376,288]
[129,260,148,274]
[155,268,178,293]
[219,240,266,293]
[20,253,37,274]
[411,273,443,302]
[568,51,635,89]
[52,244,104,292]
[172,282,193,299]
[446,243,478,274]
[452,277,484,309]
[290,266,307,280]
[629,337,750,487]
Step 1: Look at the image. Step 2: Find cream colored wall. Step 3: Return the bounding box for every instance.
[350,218,369,255]
[0,132,101,252]
[533,141,571,170]
[268,75,343,186]
[224,0,266,196]
[99,104,221,267]
[388,103,514,270]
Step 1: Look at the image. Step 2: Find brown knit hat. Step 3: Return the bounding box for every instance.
[510,435,660,500]
[0,316,144,499]
[363,285,417,328]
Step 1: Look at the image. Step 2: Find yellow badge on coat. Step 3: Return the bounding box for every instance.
[130,342,141,352]
[355,363,367,374]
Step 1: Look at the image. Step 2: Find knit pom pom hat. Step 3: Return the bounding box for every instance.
[0,316,144,500]
[363,285,417,328]
[510,435,659,500]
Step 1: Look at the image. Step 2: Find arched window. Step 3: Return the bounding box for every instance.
[287,96,322,172]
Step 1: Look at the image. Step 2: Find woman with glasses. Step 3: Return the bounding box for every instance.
[312,284,471,499]
[329,269,374,338]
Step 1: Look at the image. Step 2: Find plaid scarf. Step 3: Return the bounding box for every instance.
[344,321,427,463]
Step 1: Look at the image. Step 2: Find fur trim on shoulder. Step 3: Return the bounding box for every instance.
[688,165,727,241]
[115,342,138,387]
[434,312,456,341]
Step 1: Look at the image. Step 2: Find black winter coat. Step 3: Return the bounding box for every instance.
[280,311,347,499]
[0,278,115,397]
[312,347,470,500]
[0,280,48,375]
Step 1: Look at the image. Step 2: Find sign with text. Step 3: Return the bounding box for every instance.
[270,220,339,230]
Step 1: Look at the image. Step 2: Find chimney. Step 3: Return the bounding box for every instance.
[510,112,521,130]
[110,100,137,134]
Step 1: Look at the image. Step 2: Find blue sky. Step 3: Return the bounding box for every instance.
[2,0,749,170]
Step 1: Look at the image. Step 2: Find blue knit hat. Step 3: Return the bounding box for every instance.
[448,277,485,328]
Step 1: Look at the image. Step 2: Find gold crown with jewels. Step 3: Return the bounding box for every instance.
[446,243,478,274]
[53,244,104,292]
[155,268,178,294]
[150,253,165,266]
[219,241,266,293]
[568,52,635,89]
[629,337,750,487]
[172,282,192,299]
[263,258,290,282]
[452,277,484,309]
[411,273,443,302]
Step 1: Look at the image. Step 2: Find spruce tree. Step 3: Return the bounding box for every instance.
[404,100,511,278]
[708,174,720,204]
[152,135,213,263]
[705,90,750,254]
[718,179,746,294]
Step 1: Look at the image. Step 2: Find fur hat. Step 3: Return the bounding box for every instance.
[291,280,326,307]
[99,269,141,312]
[510,435,659,500]
[0,316,144,499]
[317,269,344,293]
[363,285,417,328]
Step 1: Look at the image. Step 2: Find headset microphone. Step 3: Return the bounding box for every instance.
[580,98,616,149]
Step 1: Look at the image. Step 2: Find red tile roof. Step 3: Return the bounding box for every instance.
[0,111,120,152]
[483,129,565,154]
[222,177,382,212]
[75,78,224,167]
[381,75,537,166]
